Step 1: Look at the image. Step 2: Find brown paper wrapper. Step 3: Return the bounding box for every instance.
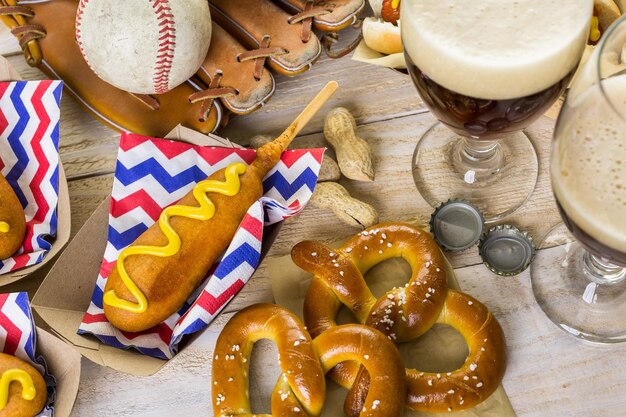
[0,56,71,285]
[352,39,407,69]
[267,249,516,417]
[37,327,82,417]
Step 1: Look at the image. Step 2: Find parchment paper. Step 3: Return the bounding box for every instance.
[267,247,516,417]
[351,40,407,69]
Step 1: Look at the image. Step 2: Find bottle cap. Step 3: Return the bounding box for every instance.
[430,200,484,251]
[478,224,535,276]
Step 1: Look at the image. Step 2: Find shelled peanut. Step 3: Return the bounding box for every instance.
[250,134,341,182]
[323,107,375,182]
[310,182,378,228]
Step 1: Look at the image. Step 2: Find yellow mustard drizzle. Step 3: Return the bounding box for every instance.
[0,222,8,233]
[589,16,601,43]
[391,0,400,9]
[0,369,36,410]
[103,162,248,313]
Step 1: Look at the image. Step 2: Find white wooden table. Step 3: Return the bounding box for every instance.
[1,24,625,417]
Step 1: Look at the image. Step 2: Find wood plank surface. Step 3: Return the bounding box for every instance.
[68,252,626,417]
[0,22,624,417]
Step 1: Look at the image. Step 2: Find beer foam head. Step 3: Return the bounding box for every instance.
[401,0,593,100]
[552,74,626,253]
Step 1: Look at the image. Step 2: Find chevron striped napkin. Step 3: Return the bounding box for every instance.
[78,133,324,359]
[0,292,56,416]
[0,80,63,274]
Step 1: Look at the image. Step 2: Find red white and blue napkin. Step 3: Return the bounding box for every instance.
[79,133,324,359]
[0,292,55,416]
[0,80,63,274]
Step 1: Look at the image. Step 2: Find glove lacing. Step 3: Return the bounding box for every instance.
[0,3,45,67]
[288,0,331,43]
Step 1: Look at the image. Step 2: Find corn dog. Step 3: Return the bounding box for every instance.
[103,81,338,332]
[0,173,26,260]
[0,353,47,417]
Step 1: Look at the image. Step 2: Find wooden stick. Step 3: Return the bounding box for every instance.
[274,81,339,149]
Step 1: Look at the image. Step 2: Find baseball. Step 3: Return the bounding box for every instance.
[76,0,212,95]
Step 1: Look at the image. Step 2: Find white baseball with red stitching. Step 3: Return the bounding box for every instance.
[75,0,212,95]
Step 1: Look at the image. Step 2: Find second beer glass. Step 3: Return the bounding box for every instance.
[402,0,593,221]
[531,15,626,343]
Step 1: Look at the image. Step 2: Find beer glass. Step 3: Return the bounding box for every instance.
[402,0,593,221]
[531,14,626,343]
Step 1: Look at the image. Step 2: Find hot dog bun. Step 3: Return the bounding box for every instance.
[362,17,402,54]
[0,353,47,417]
[364,0,402,55]
[0,174,26,260]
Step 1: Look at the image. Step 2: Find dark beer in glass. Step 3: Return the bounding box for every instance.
[401,0,593,221]
[532,17,626,343]
[405,55,576,141]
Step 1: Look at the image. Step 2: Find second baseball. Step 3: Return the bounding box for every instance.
[76,0,212,95]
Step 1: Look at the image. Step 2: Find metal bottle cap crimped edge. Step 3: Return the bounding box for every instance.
[430,199,485,251]
[478,224,536,276]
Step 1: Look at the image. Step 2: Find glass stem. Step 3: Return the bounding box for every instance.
[461,138,499,162]
[453,138,505,178]
[582,252,626,285]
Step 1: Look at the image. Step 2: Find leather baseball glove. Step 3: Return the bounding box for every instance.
[0,0,364,137]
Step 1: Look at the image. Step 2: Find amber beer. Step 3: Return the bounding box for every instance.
[552,73,626,268]
[556,201,626,267]
[401,0,592,140]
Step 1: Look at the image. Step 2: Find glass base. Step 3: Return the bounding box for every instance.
[531,223,626,344]
[411,123,538,222]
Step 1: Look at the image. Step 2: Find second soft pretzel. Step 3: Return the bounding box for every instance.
[346,290,507,414]
[292,222,448,387]
[212,303,325,417]
[212,303,407,417]
[291,222,507,413]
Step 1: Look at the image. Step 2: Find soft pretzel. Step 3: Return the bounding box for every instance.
[293,223,447,385]
[313,324,406,417]
[212,304,325,417]
[0,353,47,417]
[291,222,507,413]
[346,290,507,414]
[212,303,407,417]
[0,173,26,260]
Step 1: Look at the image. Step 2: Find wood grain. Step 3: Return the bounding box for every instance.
[0,22,623,417]
[68,258,626,417]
